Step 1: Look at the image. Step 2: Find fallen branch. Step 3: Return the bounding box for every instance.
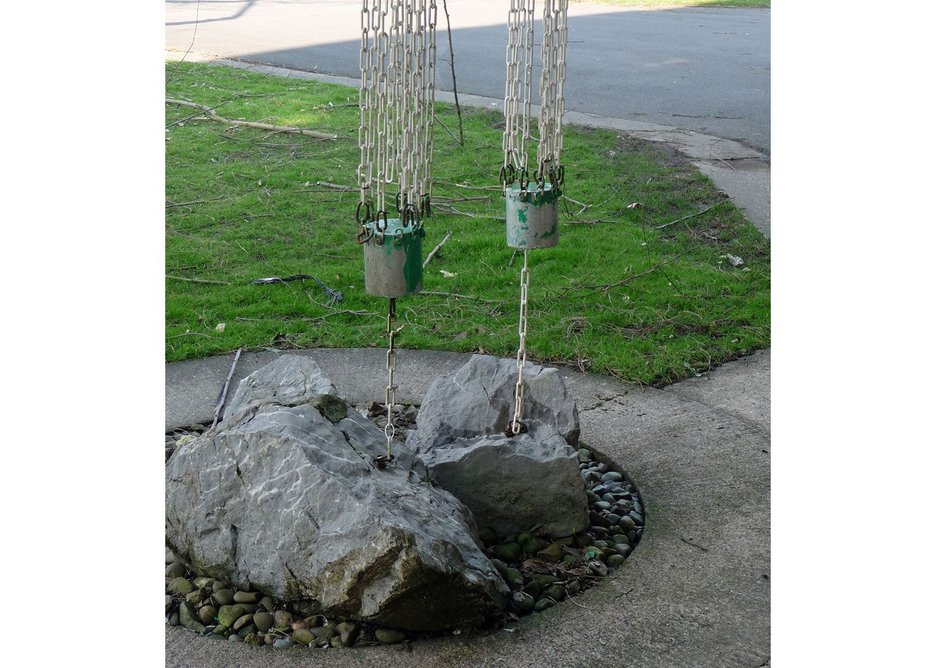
[166,195,227,208]
[212,348,242,429]
[314,181,354,191]
[166,98,337,140]
[441,0,465,145]
[434,195,491,203]
[419,290,499,304]
[655,202,725,230]
[435,180,502,192]
[423,230,453,268]
[566,218,624,226]
[558,261,676,298]
[166,275,231,286]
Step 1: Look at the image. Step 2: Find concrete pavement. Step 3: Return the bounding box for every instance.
[165,348,770,667]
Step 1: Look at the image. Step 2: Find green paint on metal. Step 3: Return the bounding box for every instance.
[401,228,424,293]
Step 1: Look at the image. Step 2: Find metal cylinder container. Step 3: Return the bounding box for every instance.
[505,183,560,250]
[363,218,424,298]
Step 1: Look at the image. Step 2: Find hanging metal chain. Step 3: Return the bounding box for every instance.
[537,0,568,182]
[377,297,402,468]
[502,0,536,184]
[358,1,437,240]
[510,250,531,435]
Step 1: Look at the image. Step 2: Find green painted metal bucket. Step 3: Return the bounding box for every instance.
[505,183,560,250]
[363,218,424,297]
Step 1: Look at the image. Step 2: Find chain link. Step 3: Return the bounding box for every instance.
[358,1,437,230]
[502,0,568,187]
[382,297,401,463]
[511,250,531,435]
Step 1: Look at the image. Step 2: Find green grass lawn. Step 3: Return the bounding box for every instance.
[166,62,769,387]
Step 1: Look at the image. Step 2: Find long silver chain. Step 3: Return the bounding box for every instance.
[537,0,568,175]
[384,298,400,459]
[501,0,568,185]
[358,3,436,466]
[504,1,567,433]
[503,0,535,175]
[358,1,437,223]
[511,250,530,434]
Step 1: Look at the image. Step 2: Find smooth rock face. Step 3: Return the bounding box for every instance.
[408,354,580,450]
[411,356,587,537]
[166,355,507,632]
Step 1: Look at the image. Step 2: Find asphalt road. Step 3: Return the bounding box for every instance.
[165,0,770,154]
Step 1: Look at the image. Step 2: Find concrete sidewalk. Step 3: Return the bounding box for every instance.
[165,348,770,667]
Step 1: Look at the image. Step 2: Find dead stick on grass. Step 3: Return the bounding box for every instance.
[423,230,453,268]
[441,0,465,145]
[315,181,354,191]
[166,195,227,208]
[166,275,231,286]
[166,99,337,140]
[212,347,242,429]
[655,202,725,230]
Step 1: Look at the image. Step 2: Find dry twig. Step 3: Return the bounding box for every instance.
[166,275,231,286]
[655,202,725,230]
[166,99,337,140]
[212,348,242,428]
[423,230,453,268]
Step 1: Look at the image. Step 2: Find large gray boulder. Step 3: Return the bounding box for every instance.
[419,425,590,538]
[166,356,507,632]
[410,355,588,538]
[407,354,580,451]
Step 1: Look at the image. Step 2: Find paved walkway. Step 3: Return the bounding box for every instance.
[166,348,770,667]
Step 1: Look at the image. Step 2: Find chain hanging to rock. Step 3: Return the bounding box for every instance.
[501,0,569,435]
[356,0,438,467]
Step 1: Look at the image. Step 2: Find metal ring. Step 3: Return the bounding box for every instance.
[375,210,388,233]
[355,225,373,244]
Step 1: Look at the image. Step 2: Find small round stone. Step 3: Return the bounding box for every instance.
[273,637,293,649]
[258,596,274,612]
[601,471,623,483]
[213,589,235,606]
[576,448,592,463]
[253,612,274,633]
[593,501,612,512]
[511,591,536,613]
[233,591,259,604]
[607,554,626,567]
[217,605,245,628]
[166,562,186,579]
[494,543,522,561]
[233,613,254,632]
[273,610,293,629]
[292,628,316,645]
[375,628,408,644]
[167,577,194,596]
[619,516,638,532]
[588,560,609,577]
[168,612,180,626]
[534,598,556,612]
[198,605,218,625]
